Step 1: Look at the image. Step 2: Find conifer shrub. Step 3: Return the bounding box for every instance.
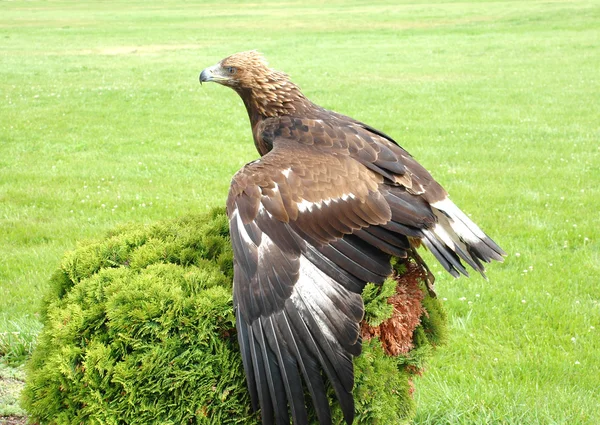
[22,208,446,424]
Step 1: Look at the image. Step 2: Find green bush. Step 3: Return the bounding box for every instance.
[22,208,445,424]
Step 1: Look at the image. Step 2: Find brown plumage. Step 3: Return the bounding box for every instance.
[200,51,505,425]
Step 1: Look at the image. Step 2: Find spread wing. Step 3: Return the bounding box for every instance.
[259,113,505,275]
[260,112,446,199]
[228,140,394,425]
[227,134,504,425]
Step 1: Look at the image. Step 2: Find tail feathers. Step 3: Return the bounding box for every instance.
[427,198,506,278]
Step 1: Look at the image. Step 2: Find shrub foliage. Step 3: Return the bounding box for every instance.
[22,208,446,424]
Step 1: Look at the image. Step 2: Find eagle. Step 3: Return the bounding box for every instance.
[199,51,505,425]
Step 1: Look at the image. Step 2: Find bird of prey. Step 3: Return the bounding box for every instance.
[199,51,505,425]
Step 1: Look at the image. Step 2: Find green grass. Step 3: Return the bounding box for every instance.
[0,363,25,417]
[1,0,599,423]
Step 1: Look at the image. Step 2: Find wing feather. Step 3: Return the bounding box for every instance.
[228,133,504,425]
[263,315,308,424]
[274,309,330,423]
[246,320,275,425]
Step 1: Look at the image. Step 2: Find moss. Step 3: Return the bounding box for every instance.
[419,293,448,347]
[330,338,415,425]
[361,279,396,327]
[23,208,446,424]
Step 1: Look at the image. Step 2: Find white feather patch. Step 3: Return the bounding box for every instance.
[431,198,486,244]
[289,256,350,344]
[233,208,256,247]
[297,199,315,213]
[296,193,356,213]
[432,221,458,249]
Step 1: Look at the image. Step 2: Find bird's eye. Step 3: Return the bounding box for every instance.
[227,67,237,75]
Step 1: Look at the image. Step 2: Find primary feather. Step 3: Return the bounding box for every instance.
[200,51,506,425]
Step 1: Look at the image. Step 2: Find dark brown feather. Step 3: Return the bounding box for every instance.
[204,50,506,425]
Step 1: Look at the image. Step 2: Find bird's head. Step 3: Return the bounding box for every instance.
[199,50,275,90]
[199,50,305,117]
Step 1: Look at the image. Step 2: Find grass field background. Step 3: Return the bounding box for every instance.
[1,0,599,423]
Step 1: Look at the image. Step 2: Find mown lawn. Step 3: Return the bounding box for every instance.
[1,0,599,423]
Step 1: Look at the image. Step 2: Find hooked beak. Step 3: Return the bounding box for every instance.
[199,68,210,85]
[199,64,223,85]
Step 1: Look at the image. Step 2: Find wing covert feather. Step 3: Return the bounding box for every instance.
[227,135,504,425]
